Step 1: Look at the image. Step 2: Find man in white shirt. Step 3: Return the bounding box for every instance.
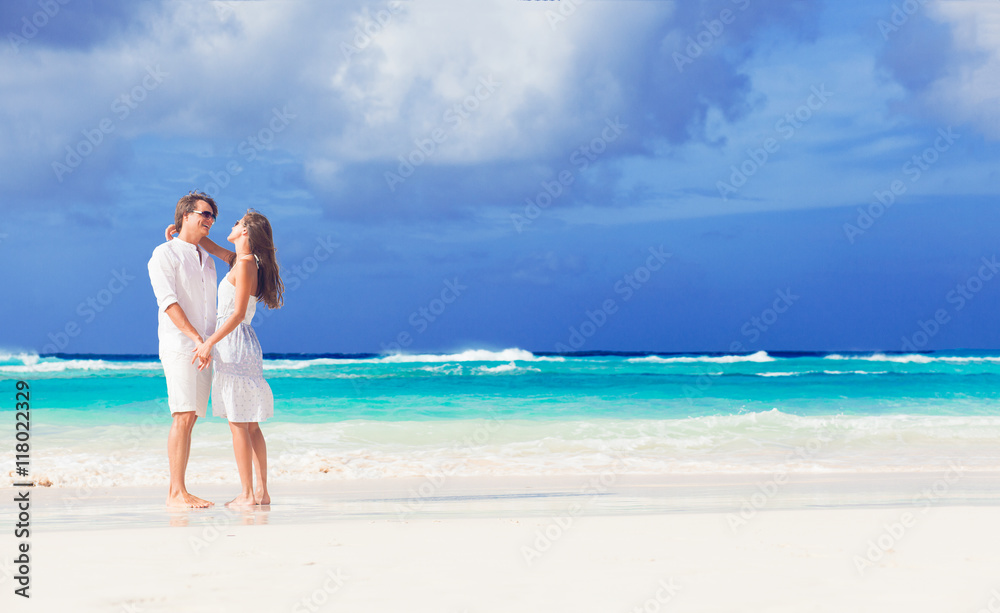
[148,192,219,508]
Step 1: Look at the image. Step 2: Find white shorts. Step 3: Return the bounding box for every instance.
[159,350,212,418]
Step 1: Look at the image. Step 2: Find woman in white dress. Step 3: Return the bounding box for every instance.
[176,210,284,507]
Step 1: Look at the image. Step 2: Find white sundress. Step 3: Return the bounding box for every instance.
[211,260,274,422]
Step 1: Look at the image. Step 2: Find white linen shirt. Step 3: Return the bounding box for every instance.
[148,238,217,355]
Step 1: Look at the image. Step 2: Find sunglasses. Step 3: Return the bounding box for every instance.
[189,210,217,221]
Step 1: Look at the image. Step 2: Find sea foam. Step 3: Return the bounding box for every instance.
[628,350,774,364]
[8,411,1000,488]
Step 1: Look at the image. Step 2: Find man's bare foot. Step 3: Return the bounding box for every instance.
[166,492,214,508]
[226,493,257,507]
[255,490,270,505]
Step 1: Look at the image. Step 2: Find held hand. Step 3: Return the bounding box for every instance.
[165,224,177,241]
[191,341,213,371]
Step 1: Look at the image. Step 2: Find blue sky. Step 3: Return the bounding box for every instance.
[2,0,999,355]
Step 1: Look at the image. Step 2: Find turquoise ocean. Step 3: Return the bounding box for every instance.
[2,348,999,488]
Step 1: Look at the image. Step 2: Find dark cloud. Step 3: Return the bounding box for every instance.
[876,12,957,93]
[624,0,822,150]
[1,0,164,53]
[296,1,824,221]
[1,0,826,226]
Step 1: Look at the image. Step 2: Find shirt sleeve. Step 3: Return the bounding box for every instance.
[148,246,178,314]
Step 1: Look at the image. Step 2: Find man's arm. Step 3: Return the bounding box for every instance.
[164,303,211,368]
[163,303,205,345]
[148,246,211,367]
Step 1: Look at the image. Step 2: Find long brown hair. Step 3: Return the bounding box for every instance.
[230,209,283,309]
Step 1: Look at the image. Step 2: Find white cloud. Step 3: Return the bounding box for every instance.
[4,0,847,221]
[0,0,678,200]
[924,1,1000,138]
[310,0,672,163]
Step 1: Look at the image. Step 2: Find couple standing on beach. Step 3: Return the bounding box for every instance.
[147,192,284,508]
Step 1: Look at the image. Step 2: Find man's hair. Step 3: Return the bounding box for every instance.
[175,191,218,232]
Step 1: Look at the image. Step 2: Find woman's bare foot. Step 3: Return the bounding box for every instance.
[166,492,214,508]
[226,493,257,507]
[255,489,270,505]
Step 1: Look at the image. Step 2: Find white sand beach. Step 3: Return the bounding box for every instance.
[3,473,1000,612]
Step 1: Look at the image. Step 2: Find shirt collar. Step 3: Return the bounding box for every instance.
[171,238,211,264]
[172,237,201,253]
